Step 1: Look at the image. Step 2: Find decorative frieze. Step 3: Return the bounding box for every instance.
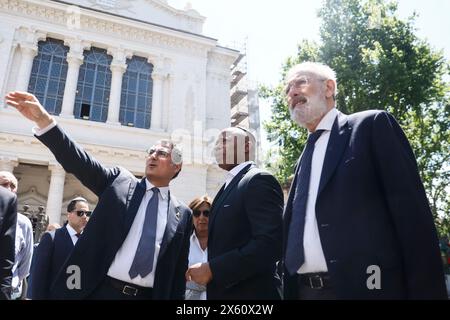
[0,0,214,55]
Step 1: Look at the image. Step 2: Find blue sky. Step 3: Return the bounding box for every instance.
[169,0,450,86]
[169,0,450,150]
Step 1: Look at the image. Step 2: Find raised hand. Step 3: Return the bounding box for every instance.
[5,91,53,129]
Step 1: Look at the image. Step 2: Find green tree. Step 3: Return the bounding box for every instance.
[261,0,450,234]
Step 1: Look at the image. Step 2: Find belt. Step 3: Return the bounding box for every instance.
[298,272,332,289]
[106,276,153,298]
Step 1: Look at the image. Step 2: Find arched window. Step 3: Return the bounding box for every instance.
[28,39,69,115]
[74,47,112,122]
[119,56,153,128]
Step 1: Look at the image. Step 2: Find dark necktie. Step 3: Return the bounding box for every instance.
[285,130,324,275]
[129,187,160,279]
[75,233,81,238]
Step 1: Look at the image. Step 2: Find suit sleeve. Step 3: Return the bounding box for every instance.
[371,111,447,299]
[35,124,117,196]
[170,210,192,299]
[29,232,54,300]
[209,173,283,288]
[0,193,17,300]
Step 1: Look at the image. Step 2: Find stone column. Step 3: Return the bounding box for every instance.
[0,157,19,172]
[46,164,66,224]
[14,27,46,92]
[150,72,165,130]
[106,47,130,124]
[16,44,38,92]
[60,38,90,118]
[149,56,166,130]
[106,63,126,124]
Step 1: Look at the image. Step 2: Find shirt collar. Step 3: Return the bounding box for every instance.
[145,179,169,200]
[190,232,206,253]
[312,107,338,133]
[225,161,253,184]
[66,224,78,237]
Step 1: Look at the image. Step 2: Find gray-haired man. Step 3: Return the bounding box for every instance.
[6,91,192,300]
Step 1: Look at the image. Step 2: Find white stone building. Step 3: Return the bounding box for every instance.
[0,0,239,227]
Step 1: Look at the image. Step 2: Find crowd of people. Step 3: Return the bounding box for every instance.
[0,62,448,300]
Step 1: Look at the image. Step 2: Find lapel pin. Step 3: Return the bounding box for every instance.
[175,211,180,220]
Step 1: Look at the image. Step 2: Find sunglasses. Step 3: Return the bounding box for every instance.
[193,210,210,218]
[74,210,92,217]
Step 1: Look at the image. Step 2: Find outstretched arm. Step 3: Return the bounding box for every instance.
[5,91,115,196]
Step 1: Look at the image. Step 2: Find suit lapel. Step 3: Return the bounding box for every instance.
[284,157,300,230]
[158,193,181,259]
[318,112,350,195]
[209,163,254,235]
[123,178,146,238]
[61,226,74,250]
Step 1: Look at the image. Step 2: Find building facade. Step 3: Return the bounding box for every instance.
[0,0,239,231]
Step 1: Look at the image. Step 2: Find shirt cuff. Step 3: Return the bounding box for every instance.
[33,119,57,136]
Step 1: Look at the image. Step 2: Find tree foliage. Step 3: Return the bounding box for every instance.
[261,0,450,234]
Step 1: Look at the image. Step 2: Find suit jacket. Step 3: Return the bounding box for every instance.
[0,187,17,300]
[29,225,74,299]
[283,110,447,299]
[207,163,284,300]
[36,124,192,300]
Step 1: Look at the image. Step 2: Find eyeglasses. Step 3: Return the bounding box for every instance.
[285,76,326,94]
[193,210,210,218]
[74,210,92,217]
[147,147,170,159]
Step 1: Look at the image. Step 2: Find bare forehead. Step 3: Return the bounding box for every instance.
[286,70,317,82]
[220,128,247,139]
[150,144,170,150]
[0,171,17,183]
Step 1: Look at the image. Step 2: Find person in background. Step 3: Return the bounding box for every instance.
[0,171,34,300]
[29,197,90,299]
[185,195,212,300]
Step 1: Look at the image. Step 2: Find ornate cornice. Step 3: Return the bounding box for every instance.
[0,0,213,56]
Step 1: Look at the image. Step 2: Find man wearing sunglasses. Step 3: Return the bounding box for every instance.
[186,127,284,300]
[29,197,90,299]
[6,91,192,300]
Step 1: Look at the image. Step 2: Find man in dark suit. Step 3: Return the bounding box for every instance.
[29,197,90,299]
[6,91,192,300]
[282,62,447,299]
[187,127,283,299]
[0,187,17,300]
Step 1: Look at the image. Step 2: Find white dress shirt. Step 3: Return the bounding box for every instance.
[66,224,81,246]
[186,233,208,300]
[298,107,338,274]
[107,180,169,287]
[224,161,253,189]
